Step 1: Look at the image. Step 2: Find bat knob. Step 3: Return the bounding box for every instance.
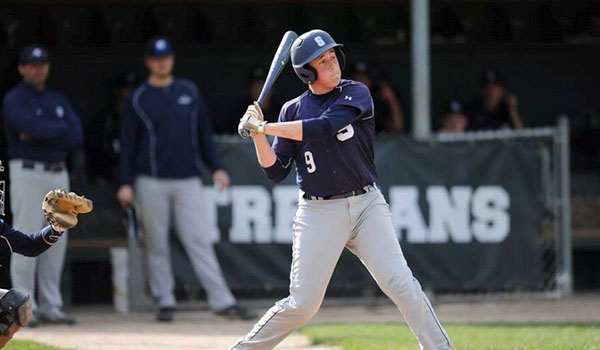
[239,128,251,139]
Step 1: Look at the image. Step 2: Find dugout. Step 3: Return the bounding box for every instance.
[0,0,598,305]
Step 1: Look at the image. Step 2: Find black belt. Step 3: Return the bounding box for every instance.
[302,183,377,200]
[22,160,65,172]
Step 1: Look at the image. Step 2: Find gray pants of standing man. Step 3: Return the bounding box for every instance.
[134,176,236,311]
[9,159,69,317]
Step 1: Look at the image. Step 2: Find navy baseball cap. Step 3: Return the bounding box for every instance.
[444,100,464,114]
[19,45,49,65]
[145,37,174,57]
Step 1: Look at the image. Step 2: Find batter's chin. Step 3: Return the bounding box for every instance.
[331,75,341,87]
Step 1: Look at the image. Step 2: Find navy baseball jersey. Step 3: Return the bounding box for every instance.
[2,82,83,162]
[119,78,223,185]
[264,79,376,196]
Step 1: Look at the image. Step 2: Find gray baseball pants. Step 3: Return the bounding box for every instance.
[231,189,453,350]
[9,159,69,317]
[134,176,236,311]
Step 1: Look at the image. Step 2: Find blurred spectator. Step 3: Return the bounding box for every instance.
[351,61,405,134]
[85,72,139,183]
[466,69,523,131]
[439,100,467,133]
[224,67,281,134]
[432,6,466,44]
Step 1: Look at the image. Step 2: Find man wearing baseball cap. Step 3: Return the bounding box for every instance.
[117,37,255,322]
[466,69,523,131]
[439,100,468,133]
[2,44,83,326]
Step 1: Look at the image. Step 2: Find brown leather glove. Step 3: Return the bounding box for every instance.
[42,189,93,232]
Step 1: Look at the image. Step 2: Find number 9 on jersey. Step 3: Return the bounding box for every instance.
[304,151,316,173]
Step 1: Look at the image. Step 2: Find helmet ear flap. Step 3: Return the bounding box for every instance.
[335,47,346,70]
[295,65,317,85]
[303,65,317,84]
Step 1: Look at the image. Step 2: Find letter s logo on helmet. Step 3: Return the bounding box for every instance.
[314,36,326,47]
[290,29,346,84]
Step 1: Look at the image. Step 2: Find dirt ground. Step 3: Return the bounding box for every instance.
[15,294,600,350]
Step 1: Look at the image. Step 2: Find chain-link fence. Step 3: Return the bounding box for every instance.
[430,117,571,300]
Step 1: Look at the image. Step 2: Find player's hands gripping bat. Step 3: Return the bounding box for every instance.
[42,189,93,232]
[238,102,266,136]
[239,30,298,138]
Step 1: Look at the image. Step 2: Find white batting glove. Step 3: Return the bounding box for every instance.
[238,102,267,136]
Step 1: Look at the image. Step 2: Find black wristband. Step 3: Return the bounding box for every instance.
[42,226,63,245]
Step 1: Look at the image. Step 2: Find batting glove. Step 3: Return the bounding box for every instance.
[238,102,267,136]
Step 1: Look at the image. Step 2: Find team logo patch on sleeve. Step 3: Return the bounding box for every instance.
[177,95,192,105]
[55,106,64,118]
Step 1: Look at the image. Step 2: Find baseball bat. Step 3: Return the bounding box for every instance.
[126,205,138,242]
[240,30,298,139]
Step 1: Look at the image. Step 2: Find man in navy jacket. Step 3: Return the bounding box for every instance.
[2,45,82,326]
[117,37,255,322]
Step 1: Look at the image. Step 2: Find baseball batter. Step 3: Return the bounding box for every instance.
[232,30,453,350]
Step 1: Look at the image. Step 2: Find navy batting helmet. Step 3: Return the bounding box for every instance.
[290,29,346,84]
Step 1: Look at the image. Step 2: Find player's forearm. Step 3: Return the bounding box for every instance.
[389,106,404,131]
[510,111,523,129]
[5,226,58,257]
[264,121,303,141]
[118,153,136,185]
[14,120,70,141]
[252,134,277,168]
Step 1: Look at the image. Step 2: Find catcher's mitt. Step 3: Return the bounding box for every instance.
[42,189,93,232]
